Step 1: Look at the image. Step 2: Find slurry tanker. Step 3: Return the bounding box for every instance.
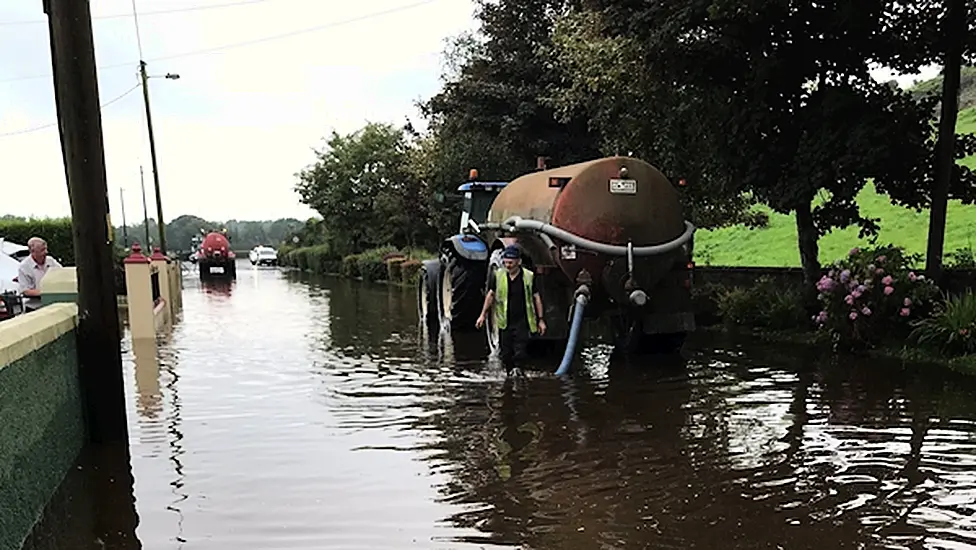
[418,156,696,374]
[196,231,237,281]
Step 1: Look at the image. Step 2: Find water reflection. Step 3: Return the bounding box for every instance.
[24,262,976,549]
[20,442,141,550]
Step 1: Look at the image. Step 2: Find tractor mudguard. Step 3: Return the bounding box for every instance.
[442,234,489,263]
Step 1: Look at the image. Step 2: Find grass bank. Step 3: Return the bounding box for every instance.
[695,107,976,267]
[278,244,436,287]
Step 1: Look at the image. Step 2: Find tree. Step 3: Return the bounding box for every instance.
[294,122,429,256]
[544,8,768,232]
[577,0,956,284]
[420,0,602,182]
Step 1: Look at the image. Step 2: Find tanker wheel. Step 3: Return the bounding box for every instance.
[439,253,482,334]
[417,261,440,335]
[612,314,686,356]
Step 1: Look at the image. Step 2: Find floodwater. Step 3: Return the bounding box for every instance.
[20,260,976,549]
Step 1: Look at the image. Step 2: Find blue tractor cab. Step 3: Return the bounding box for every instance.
[456,181,508,236]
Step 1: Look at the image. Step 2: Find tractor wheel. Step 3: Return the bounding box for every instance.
[484,248,504,356]
[439,251,485,334]
[417,260,441,334]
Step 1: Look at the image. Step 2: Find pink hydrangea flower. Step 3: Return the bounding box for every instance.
[908,272,917,282]
[884,286,894,295]
[900,307,910,317]
[903,297,912,307]
[849,311,858,320]
[882,275,893,285]
[876,255,886,263]
[861,306,872,316]
[845,294,855,305]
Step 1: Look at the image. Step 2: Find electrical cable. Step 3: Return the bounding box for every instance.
[0,0,274,26]
[0,83,141,138]
[0,0,442,84]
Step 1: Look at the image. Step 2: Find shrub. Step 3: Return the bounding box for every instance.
[910,290,976,355]
[351,246,401,282]
[813,245,940,349]
[946,245,976,269]
[714,275,807,329]
[400,259,422,286]
[341,254,361,278]
[0,218,75,265]
[386,256,407,282]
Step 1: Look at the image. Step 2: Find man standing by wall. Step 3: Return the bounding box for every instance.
[18,237,62,312]
[476,245,547,374]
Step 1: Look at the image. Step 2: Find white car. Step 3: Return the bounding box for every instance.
[0,238,28,261]
[248,246,278,266]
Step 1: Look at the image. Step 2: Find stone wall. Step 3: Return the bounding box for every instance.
[0,304,85,550]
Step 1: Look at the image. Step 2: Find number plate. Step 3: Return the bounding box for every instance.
[609,178,637,194]
[560,245,577,260]
[209,266,225,274]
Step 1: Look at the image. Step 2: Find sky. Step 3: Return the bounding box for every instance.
[0,0,478,222]
[0,1,941,224]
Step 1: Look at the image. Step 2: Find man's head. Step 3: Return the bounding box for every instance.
[27,237,48,264]
[501,245,521,273]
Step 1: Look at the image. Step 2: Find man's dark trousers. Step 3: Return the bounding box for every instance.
[499,319,530,372]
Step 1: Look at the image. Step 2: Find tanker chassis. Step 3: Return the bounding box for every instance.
[418,156,697,365]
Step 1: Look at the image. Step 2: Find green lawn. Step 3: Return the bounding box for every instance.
[694,107,976,267]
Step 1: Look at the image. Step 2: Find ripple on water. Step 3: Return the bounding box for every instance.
[21,264,976,550]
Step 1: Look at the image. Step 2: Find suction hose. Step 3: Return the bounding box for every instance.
[493,216,695,257]
[555,288,589,377]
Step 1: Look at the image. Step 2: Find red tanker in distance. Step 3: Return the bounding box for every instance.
[197,231,237,280]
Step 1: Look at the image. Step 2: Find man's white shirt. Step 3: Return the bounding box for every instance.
[18,255,63,310]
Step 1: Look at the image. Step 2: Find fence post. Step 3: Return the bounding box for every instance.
[124,243,154,339]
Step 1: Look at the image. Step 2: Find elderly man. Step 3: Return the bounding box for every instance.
[18,237,62,311]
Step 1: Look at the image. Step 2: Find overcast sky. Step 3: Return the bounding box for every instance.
[0,1,940,224]
[0,0,477,222]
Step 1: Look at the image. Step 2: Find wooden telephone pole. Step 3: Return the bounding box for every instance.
[43,0,129,444]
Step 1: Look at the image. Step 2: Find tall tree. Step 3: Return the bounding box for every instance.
[924,0,974,280]
[294,123,427,255]
[580,0,955,284]
[421,0,602,183]
[544,8,768,232]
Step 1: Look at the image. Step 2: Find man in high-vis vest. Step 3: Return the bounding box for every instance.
[476,245,547,373]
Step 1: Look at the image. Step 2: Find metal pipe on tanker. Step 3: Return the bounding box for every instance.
[502,216,695,257]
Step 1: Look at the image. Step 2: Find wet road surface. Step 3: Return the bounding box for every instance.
[20,260,976,549]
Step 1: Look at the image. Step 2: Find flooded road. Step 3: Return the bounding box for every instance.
[21,260,976,549]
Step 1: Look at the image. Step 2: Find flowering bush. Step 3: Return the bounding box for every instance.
[813,245,940,349]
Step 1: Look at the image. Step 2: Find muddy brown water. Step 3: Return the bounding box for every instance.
[19,260,976,549]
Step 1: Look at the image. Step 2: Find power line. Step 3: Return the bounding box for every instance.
[0,0,441,84]
[0,0,273,26]
[0,83,141,138]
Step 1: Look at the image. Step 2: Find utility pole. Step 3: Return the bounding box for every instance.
[139,60,167,255]
[119,188,129,247]
[43,0,128,443]
[140,165,151,246]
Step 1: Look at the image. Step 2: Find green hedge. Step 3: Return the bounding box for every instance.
[284,244,434,286]
[2,219,133,295]
[0,219,75,265]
